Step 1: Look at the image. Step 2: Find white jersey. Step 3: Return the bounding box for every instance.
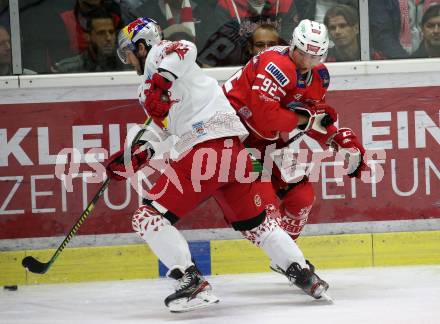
[138,40,248,156]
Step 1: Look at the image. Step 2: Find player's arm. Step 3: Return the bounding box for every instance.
[143,40,196,122]
[284,65,338,144]
[106,122,168,181]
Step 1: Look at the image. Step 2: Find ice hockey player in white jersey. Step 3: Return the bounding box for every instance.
[107,17,331,313]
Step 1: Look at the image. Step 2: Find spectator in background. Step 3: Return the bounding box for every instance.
[162,23,195,42]
[0,24,11,75]
[0,0,8,26]
[324,4,386,61]
[60,0,122,54]
[131,0,215,50]
[118,0,144,25]
[0,26,12,75]
[197,0,297,67]
[197,19,247,66]
[242,23,284,62]
[368,0,440,59]
[0,25,36,75]
[53,9,127,73]
[412,4,440,57]
[214,0,297,42]
[295,0,358,23]
[20,0,74,74]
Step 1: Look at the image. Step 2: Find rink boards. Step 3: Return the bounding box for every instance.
[1,59,440,286]
[2,230,440,286]
[1,79,440,240]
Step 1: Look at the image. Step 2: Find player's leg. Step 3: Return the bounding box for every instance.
[132,201,218,312]
[271,177,326,282]
[267,176,315,273]
[276,177,316,241]
[131,138,240,312]
[216,167,329,299]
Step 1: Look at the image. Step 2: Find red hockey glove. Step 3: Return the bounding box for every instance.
[106,141,155,181]
[331,128,368,178]
[306,124,338,146]
[144,73,173,122]
[307,102,338,125]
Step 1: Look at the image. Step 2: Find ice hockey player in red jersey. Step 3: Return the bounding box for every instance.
[223,19,367,272]
[106,17,331,313]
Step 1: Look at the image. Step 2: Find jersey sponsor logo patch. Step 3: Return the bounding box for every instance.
[192,121,207,138]
[254,194,262,207]
[265,62,290,86]
[238,106,252,120]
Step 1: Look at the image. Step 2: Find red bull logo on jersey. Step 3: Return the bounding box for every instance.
[265,63,290,87]
[192,121,207,138]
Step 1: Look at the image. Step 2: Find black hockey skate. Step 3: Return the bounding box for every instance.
[270,259,314,276]
[285,262,331,300]
[164,265,219,313]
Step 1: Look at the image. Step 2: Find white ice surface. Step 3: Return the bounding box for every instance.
[1,265,440,324]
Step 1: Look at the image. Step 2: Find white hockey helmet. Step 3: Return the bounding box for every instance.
[117,17,162,64]
[291,19,329,56]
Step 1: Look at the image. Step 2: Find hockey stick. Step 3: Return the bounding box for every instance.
[283,131,306,147]
[22,118,152,274]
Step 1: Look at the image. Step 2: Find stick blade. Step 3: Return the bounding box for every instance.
[22,256,49,274]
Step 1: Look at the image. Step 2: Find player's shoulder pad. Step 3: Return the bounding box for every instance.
[313,64,330,89]
[259,47,295,87]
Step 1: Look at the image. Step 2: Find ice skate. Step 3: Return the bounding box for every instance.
[285,262,331,300]
[164,265,219,313]
[270,259,315,276]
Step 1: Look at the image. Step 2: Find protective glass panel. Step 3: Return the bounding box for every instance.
[320,1,363,62]
[0,1,11,75]
[19,0,131,74]
[368,1,440,60]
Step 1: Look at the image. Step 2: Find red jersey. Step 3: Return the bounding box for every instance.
[223,46,330,142]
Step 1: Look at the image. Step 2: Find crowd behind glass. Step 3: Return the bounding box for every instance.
[0,0,439,75]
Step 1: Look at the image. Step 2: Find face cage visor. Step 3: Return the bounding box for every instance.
[117,42,137,64]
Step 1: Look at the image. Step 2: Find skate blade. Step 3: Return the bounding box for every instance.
[168,292,220,313]
[319,291,334,304]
